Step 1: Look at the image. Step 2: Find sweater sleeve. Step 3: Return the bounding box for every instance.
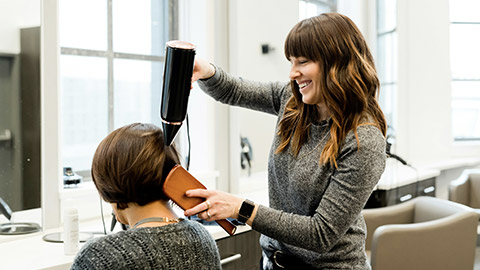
[197,66,290,116]
[251,125,386,253]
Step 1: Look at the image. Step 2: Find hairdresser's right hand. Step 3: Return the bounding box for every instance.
[191,58,215,84]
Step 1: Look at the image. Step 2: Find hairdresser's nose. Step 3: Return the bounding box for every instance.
[289,64,300,80]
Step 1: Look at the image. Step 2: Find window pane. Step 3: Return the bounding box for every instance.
[450,24,480,79]
[450,0,480,22]
[377,32,397,83]
[377,0,397,33]
[452,81,480,139]
[299,1,335,20]
[112,0,167,56]
[299,1,307,20]
[452,100,480,139]
[59,0,107,50]
[452,81,480,99]
[61,55,108,170]
[113,59,163,129]
[379,83,396,126]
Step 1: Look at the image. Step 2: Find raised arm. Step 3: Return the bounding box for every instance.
[193,58,290,116]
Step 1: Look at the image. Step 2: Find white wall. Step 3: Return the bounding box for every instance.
[396,0,457,166]
[182,0,300,193]
[180,0,232,191]
[228,0,299,187]
[0,0,40,53]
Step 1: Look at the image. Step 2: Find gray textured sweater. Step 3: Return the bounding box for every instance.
[198,67,386,269]
[70,220,221,270]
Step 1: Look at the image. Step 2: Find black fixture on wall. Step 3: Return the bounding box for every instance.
[261,43,275,54]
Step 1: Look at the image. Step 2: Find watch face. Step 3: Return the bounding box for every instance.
[239,199,255,219]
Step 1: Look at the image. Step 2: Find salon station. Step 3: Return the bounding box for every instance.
[1,0,480,269]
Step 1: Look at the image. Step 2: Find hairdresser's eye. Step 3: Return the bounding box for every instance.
[289,57,309,66]
[298,58,309,64]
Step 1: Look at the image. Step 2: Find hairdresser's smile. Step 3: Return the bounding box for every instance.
[289,57,322,105]
[298,81,312,91]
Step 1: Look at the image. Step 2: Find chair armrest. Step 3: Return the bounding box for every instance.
[467,170,480,208]
[371,211,478,270]
[449,172,470,205]
[362,200,415,251]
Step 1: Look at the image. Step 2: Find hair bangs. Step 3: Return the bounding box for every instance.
[284,18,318,61]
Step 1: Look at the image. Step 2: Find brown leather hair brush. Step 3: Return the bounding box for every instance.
[163,165,237,235]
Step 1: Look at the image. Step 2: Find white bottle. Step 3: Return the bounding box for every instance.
[63,207,79,255]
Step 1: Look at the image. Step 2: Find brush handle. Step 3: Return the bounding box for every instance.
[216,219,237,235]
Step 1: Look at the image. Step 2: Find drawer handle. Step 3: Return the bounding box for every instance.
[423,186,435,194]
[400,194,412,202]
[220,254,242,265]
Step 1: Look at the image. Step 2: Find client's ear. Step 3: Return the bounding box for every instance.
[111,203,127,225]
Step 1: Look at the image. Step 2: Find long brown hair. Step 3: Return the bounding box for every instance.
[91,123,180,209]
[277,13,387,167]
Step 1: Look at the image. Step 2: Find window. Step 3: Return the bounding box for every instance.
[376,0,397,129]
[299,0,337,20]
[450,0,480,141]
[60,0,176,171]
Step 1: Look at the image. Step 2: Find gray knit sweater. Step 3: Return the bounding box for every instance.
[70,220,221,270]
[198,67,386,269]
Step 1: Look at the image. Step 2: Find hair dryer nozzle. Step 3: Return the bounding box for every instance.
[160,41,196,146]
[162,122,182,146]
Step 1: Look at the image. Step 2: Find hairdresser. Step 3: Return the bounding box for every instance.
[185,13,386,270]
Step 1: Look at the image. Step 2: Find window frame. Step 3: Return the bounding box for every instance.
[376,0,398,130]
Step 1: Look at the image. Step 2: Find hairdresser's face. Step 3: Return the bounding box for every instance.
[289,57,322,105]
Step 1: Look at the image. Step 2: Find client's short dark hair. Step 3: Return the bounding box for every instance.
[91,123,180,210]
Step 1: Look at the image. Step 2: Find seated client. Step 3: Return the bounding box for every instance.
[71,123,221,270]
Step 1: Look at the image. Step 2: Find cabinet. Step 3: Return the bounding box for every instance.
[216,230,262,270]
[0,26,40,212]
[365,177,436,208]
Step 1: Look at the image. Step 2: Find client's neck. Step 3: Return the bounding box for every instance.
[122,200,179,228]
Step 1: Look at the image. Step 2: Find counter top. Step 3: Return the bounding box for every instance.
[376,161,440,190]
[375,157,480,190]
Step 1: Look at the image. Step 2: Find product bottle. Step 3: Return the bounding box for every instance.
[63,207,79,255]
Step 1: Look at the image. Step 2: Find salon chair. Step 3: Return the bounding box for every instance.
[449,169,480,218]
[449,169,480,245]
[362,196,477,270]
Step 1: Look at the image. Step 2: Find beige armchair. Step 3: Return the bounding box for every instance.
[449,169,480,217]
[362,196,478,270]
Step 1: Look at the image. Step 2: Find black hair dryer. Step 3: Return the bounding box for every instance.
[160,40,196,146]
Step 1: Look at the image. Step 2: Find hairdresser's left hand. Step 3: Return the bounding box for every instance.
[183,189,243,222]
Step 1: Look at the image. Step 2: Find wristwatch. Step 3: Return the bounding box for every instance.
[237,199,255,223]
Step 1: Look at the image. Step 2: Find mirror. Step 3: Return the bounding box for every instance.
[0,0,41,220]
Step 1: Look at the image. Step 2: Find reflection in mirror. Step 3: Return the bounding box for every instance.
[0,0,41,226]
